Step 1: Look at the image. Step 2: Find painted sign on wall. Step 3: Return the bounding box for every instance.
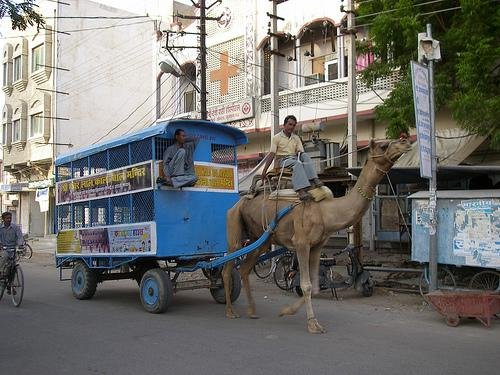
[56,161,153,205]
[207,97,254,124]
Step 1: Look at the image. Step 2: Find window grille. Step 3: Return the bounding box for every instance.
[73,201,90,228]
[56,163,72,182]
[89,151,107,175]
[57,204,71,230]
[110,195,131,224]
[211,143,235,165]
[154,137,175,161]
[132,191,154,222]
[72,158,89,178]
[90,198,108,227]
[131,138,152,164]
[108,144,129,170]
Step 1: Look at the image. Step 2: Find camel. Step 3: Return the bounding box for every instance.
[221,137,411,333]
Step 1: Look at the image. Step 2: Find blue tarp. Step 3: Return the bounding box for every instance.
[55,119,248,165]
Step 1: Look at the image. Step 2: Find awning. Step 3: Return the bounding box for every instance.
[394,128,485,167]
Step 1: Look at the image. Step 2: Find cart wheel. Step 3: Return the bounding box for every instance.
[210,268,241,304]
[468,270,500,291]
[140,268,173,313]
[71,261,98,300]
[446,315,460,327]
[419,267,456,298]
[361,281,374,297]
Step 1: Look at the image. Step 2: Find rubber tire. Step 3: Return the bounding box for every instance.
[253,259,272,279]
[446,315,460,327]
[71,261,98,300]
[210,268,241,304]
[361,282,374,297]
[11,265,24,307]
[24,244,33,260]
[140,268,173,313]
[133,260,159,286]
[273,254,294,290]
[0,283,4,301]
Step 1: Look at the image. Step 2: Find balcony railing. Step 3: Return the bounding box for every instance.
[261,71,400,113]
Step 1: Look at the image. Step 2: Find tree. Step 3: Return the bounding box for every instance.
[356,0,500,147]
[0,0,45,31]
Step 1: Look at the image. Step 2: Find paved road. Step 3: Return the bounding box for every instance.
[0,255,498,375]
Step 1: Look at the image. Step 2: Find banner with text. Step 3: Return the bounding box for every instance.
[157,161,237,193]
[56,161,153,205]
[410,61,432,179]
[56,222,156,255]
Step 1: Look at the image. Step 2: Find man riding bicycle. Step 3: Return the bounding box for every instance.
[0,212,24,289]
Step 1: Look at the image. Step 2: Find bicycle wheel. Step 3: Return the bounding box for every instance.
[11,265,24,307]
[253,258,272,279]
[0,282,5,301]
[23,244,33,260]
[468,270,500,291]
[419,267,456,297]
[273,254,294,291]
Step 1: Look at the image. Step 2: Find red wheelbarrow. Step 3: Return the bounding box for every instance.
[425,291,500,327]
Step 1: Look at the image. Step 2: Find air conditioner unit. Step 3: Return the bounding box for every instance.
[304,73,325,86]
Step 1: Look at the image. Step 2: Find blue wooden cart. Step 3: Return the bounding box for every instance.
[54,119,293,313]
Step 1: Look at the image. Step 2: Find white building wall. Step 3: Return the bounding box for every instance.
[55,0,157,155]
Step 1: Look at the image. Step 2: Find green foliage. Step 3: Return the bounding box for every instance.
[357,0,500,147]
[0,0,45,31]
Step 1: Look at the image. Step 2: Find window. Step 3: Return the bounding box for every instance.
[30,112,43,137]
[31,44,44,72]
[2,63,7,85]
[184,90,195,112]
[325,59,339,81]
[13,56,21,81]
[12,119,21,142]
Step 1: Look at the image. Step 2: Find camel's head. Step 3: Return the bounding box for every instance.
[368,137,412,170]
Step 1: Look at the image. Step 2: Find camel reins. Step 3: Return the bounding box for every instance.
[358,144,397,201]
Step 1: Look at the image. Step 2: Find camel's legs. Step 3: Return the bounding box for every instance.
[309,246,324,295]
[222,260,239,318]
[295,242,326,333]
[238,242,270,318]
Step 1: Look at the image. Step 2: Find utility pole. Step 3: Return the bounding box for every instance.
[167,0,221,120]
[426,23,438,291]
[267,1,285,137]
[199,0,208,120]
[345,0,357,169]
[342,0,359,246]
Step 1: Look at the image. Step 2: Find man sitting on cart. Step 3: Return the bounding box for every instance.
[162,128,198,188]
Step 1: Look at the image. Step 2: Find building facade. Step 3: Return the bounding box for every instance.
[1,0,157,235]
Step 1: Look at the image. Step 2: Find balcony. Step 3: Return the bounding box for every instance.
[261,70,400,113]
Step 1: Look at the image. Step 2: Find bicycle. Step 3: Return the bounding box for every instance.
[21,234,33,260]
[291,244,374,298]
[252,247,294,290]
[0,247,25,307]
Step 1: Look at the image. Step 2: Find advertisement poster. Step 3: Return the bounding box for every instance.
[453,199,500,268]
[56,161,153,205]
[56,222,156,255]
[156,161,237,193]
